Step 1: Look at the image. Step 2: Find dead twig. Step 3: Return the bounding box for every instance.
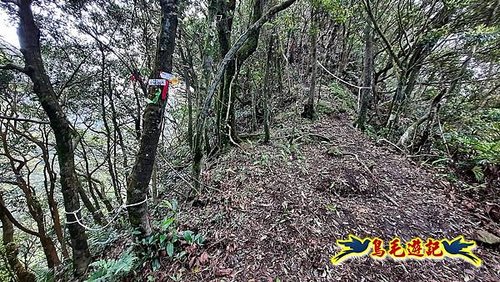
[381,191,399,207]
[342,152,374,178]
[378,138,406,154]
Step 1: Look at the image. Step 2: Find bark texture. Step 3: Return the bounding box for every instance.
[356,22,373,130]
[0,193,36,282]
[302,7,318,119]
[192,0,297,191]
[126,0,178,236]
[15,0,91,275]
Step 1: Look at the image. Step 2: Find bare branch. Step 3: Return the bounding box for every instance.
[200,0,297,119]
[363,0,403,71]
[0,179,17,185]
[57,55,89,97]
[0,200,40,237]
[0,115,50,125]
[0,0,20,6]
[0,63,27,74]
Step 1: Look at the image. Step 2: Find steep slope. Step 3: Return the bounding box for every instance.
[156,100,500,281]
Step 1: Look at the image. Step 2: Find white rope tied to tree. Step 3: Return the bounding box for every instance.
[64,197,148,232]
[317,60,371,111]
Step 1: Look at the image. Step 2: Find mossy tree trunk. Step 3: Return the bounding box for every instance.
[213,0,264,148]
[192,0,297,193]
[0,193,36,282]
[356,22,374,131]
[302,7,318,119]
[126,0,178,237]
[263,31,276,143]
[211,0,237,148]
[11,0,91,275]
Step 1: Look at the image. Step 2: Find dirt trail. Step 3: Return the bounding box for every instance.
[160,105,499,281]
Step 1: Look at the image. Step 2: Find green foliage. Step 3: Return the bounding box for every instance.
[137,199,204,272]
[443,106,500,183]
[468,24,499,39]
[311,0,351,23]
[0,70,14,92]
[182,230,205,245]
[327,146,342,157]
[471,165,484,182]
[0,247,13,282]
[276,137,306,166]
[329,82,355,113]
[0,51,15,92]
[86,250,138,282]
[84,199,205,279]
[278,13,299,32]
[88,229,122,255]
[316,101,335,116]
[33,267,56,282]
[449,108,500,166]
[444,0,474,9]
[254,153,271,167]
[325,203,337,212]
[457,137,500,165]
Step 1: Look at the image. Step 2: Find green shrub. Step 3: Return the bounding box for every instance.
[137,199,205,271]
[86,251,137,282]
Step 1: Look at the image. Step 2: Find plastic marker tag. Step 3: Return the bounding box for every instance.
[148,79,166,86]
[160,72,174,80]
[161,80,169,101]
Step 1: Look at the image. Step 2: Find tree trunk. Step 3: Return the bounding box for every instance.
[126,0,178,237]
[90,179,114,213]
[108,76,129,179]
[192,0,297,193]
[0,128,61,268]
[78,184,104,224]
[302,7,318,119]
[251,67,258,131]
[100,48,123,205]
[412,58,468,152]
[356,22,373,131]
[152,161,159,204]
[41,142,69,259]
[386,72,406,133]
[386,61,424,133]
[263,31,276,143]
[186,71,194,149]
[0,193,36,282]
[214,0,264,147]
[15,0,91,275]
[212,0,237,148]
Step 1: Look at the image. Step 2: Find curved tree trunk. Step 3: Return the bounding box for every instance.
[192,0,297,193]
[214,0,264,147]
[0,193,36,282]
[15,0,91,275]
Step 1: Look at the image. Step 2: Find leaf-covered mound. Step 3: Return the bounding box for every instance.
[151,102,500,281]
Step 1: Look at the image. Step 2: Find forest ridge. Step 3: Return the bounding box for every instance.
[0,0,498,281]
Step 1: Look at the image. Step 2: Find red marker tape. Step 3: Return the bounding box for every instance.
[161,80,169,101]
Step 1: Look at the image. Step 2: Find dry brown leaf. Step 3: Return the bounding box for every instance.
[198,251,209,265]
[485,204,500,223]
[215,268,233,277]
[475,229,500,245]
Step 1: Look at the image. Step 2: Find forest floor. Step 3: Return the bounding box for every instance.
[146,96,500,282]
